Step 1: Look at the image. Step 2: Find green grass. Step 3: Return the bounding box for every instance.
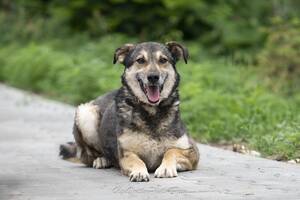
[0,35,299,160]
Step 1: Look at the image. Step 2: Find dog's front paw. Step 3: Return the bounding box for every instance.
[154,163,177,178]
[129,169,150,182]
[93,157,110,169]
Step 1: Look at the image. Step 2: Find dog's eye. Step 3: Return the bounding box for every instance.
[159,57,168,64]
[136,58,146,64]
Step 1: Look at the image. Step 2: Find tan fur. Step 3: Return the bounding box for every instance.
[142,105,157,115]
[137,50,148,61]
[154,51,177,100]
[118,129,191,169]
[119,151,150,182]
[159,63,176,100]
[154,147,199,178]
[155,51,168,61]
[124,65,149,104]
[65,157,82,164]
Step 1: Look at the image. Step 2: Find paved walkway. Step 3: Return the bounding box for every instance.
[0,84,299,200]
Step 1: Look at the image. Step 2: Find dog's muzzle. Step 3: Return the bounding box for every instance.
[137,74,164,104]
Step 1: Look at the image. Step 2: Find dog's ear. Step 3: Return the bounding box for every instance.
[166,41,189,64]
[113,43,135,64]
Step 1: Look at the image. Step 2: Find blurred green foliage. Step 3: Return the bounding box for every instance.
[258,18,300,95]
[1,0,300,55]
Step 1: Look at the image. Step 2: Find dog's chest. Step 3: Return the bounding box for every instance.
[118,129,190,169]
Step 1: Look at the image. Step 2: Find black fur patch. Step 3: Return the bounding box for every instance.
[59,142,77,159]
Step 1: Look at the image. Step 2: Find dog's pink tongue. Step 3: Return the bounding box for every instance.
[146,86,160,103]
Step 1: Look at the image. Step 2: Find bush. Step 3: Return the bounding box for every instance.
[0,35,128,103]
[2,0,300,55]
[257,18,300,94]
[0,8,70,44]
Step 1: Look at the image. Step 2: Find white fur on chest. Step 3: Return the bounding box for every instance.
[118,130,190,168]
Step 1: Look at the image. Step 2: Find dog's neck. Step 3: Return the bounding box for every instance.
[115,86,184,137]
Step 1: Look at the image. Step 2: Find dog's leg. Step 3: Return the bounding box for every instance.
[93,157,111,169]
[74,103,108,167]
[119,151,150,182]
[154,146,199,178]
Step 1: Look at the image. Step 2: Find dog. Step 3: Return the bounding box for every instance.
[59,41,200,182]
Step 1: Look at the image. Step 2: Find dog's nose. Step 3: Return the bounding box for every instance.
[147,74,159,84]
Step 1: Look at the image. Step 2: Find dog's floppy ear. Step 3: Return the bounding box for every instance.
[166,41,189,64]
[113,43,135,64]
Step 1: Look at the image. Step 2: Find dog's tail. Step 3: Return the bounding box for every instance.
[59,142,81,163]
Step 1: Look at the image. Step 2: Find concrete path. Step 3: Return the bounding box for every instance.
[0,84,299,200]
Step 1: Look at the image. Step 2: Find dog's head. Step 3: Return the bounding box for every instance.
[114,42,188,106]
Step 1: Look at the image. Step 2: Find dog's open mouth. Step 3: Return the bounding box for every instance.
[138,78,162,104]
[145,85,160,104]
